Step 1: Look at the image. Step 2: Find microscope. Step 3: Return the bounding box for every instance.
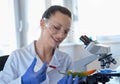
[80,35,116,69]
[80,35,120,84]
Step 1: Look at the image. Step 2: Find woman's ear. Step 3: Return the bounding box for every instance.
[40,19,46,29]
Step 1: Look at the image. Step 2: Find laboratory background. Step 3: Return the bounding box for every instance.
[0,0,120,83]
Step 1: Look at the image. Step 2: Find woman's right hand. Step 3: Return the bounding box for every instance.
[57,75,80,84]
[21,58,48,84]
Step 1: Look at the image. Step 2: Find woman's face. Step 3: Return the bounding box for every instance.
[41,11,71,47]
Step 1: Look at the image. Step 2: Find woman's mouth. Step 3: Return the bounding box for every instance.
[52,36,61,45]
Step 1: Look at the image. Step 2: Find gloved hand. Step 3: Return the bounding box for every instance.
[78,77,86,84]
[73,75,79,84]
[21,58,48,84]
[57,75,68,84]
[57,75,79,84]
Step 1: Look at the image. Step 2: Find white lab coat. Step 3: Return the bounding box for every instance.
[0,41,73,84]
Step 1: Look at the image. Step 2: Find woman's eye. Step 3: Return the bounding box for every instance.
[54,26,60,30]
[64,30,69,34]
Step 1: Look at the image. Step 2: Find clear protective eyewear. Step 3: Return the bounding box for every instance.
[43,18,70,35]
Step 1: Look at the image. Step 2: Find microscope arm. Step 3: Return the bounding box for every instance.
[73,55,98,71]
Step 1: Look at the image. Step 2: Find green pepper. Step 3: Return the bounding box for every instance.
[58,69,96,78]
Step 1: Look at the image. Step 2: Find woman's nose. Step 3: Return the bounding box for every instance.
[57,32,66,40]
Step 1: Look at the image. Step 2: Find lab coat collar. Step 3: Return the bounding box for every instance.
[47,48,61,72]
[30,41,61,72]
[27,41,37,58]
[27,41,43,72]
[34,48,61,72]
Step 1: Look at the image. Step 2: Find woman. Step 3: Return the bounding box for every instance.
[0,5,79,84]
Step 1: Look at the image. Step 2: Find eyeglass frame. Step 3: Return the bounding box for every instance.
[43,18,71,35]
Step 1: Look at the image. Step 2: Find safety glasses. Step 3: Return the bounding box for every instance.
[43,18,70,35]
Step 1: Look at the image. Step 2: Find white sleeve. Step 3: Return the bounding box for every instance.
[67,55,73,71]
[0,74,22,84]
[0,53,22,84]
[1,76,22,84]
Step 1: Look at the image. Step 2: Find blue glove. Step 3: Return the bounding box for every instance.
[78,77,86,84]
[22,58,48,84]
[67,75,73,84]
[57,75,68,84]
[57,75,79,84]
[73,75,79,84]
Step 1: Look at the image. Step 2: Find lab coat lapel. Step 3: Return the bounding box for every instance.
[47,48,60,72]
[34,55,43,72]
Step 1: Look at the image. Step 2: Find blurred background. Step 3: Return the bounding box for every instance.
[0,0,120,71]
